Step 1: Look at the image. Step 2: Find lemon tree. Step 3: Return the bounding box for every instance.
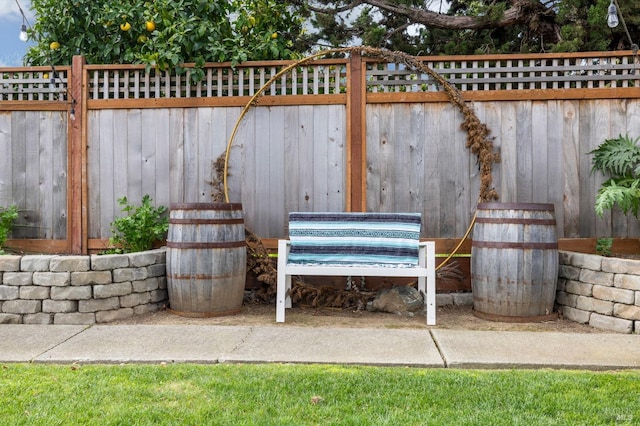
[25,0,306,76]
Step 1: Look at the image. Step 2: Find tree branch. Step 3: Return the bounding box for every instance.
[362,0,544,30]
[290,0,365,14]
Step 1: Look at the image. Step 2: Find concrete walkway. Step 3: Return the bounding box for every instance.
[1,324,639,370]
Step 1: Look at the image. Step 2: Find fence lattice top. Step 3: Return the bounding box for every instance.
[1,67,69,101]
[367,54,640,92]
[1,51,639,102]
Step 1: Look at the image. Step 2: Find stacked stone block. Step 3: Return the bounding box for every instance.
[0,248,167,325]
[557,251,640,334]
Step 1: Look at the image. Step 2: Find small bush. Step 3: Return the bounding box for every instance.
[0,205,19,254]
[105,195,168,254]
[595,237,613,257]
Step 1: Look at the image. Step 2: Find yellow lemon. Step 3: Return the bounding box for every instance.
[145,21,156,32]
[49,41,60,50]
[271,32,278,39]
[120,22,131,32]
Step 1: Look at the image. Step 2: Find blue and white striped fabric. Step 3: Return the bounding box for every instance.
[287,212,422,267]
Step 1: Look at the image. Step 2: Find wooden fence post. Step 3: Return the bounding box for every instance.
[347,51,367,212]
[68,55,85,254]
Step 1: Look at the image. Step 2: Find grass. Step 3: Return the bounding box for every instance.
[1,363,639,425]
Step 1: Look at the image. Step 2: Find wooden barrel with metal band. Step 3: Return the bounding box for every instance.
[471,203,559,322]
[166,203,246,317]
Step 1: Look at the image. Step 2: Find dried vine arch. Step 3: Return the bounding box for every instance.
[223,46,500,305]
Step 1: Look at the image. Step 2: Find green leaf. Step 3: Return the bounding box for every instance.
[589,134,640,178]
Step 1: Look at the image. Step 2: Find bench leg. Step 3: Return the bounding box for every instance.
[276,240,289,323]
[276,272,288,323]
[425,241,436,325]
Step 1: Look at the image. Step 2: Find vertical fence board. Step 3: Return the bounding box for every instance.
[531,102,549,203]
[561,100,581,238]
[183,108,199,202]
[312,106,330,211]
[168,109,185,203]
[267,107,286,236]
[298,105,315,211]
[112,110,130,222]
[199,107,216,202]
[422,104,441,236]
[546,101,565,236]
[38,112,54,239]
[365,105,382,212]
[437,105,458,237]
[578,101,599,237]
[88,110,102,239]
[20,111,40,238]
[283,106,300,214]
[593,100,612,237]
[11,111,28,238]
[326,105,346,212]
[126,109,143,204]
[516,102,533,202]
[0,112,12,205]
[609,99,630,237]
[95,110,113,239]
[499,102,518,203]
[252,107,272,234]
[407,103,425,215]
[142,109,163,205]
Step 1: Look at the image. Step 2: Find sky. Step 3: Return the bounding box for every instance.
[0,0,33,66]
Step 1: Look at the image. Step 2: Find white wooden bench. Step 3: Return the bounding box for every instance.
[276,212,436,324]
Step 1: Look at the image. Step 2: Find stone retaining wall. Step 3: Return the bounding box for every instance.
[0,248,167,324]
[557,251,640,334]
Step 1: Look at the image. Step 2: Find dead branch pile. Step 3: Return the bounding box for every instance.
[207,153,227,202]
[245,228,278,302]
[289,281,375,311]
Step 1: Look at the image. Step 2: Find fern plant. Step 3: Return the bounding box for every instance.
[590,134,640,218]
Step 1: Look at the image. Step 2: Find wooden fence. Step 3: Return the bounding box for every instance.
[1,51,640,254]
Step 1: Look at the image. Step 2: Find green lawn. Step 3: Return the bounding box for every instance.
[1,364,638,425]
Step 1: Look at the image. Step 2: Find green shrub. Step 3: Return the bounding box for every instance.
[105,195,168,254]
[0,205,19,254]
[595,237,613,257]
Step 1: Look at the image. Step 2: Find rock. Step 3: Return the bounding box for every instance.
[367,286,423,315]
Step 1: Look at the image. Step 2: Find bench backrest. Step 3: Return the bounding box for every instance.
[287,212,422,267]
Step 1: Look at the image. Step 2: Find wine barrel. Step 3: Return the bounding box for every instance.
[471,203,559,322]
[166,203,246,317]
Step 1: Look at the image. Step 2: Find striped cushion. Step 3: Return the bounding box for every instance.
[287,212,421,267]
